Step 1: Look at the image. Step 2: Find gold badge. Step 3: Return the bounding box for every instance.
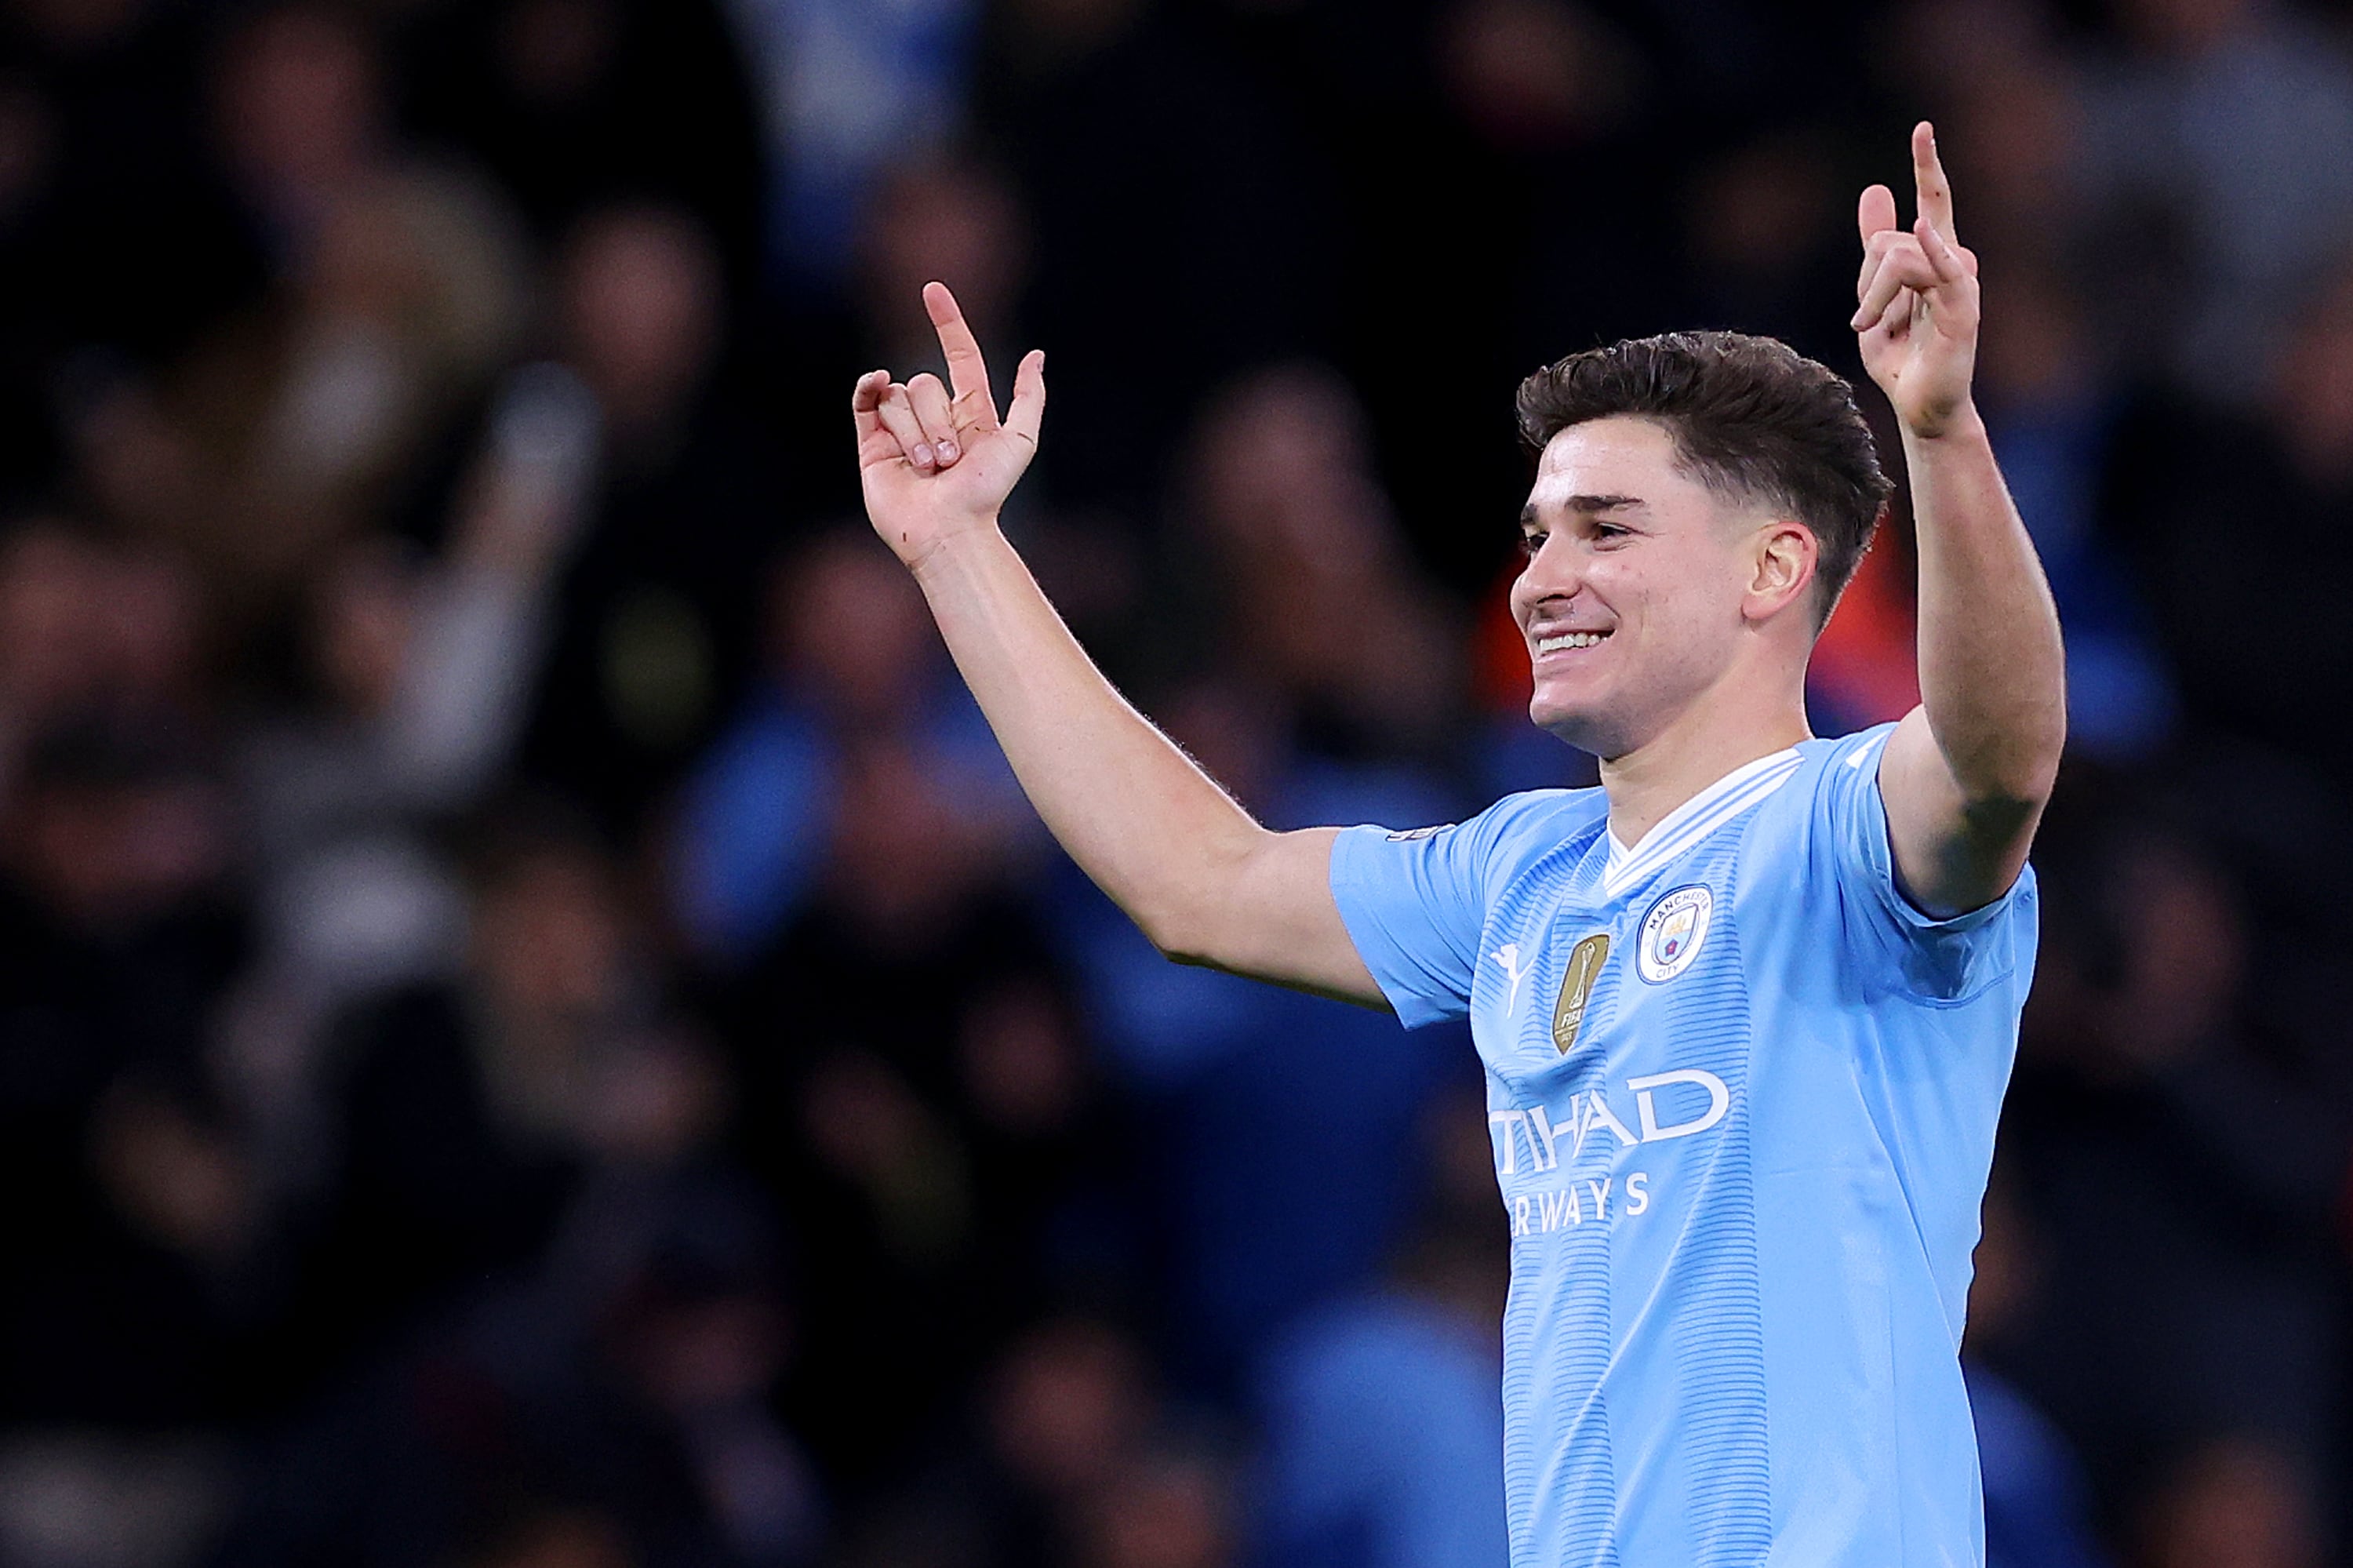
[1552,933,1609,1054]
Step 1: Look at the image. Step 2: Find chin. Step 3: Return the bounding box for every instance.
[1528,692,1629,759]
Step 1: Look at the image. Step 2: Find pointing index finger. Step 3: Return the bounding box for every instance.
[1912,120,1956,245]
[923,281,998,426]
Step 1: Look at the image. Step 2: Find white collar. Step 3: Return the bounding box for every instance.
[1602,746,1804,898]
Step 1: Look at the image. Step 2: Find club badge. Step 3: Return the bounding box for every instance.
[1638,885,1712,983]
[1551,933,1609,1053]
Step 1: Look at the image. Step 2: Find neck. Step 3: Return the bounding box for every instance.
[1596,669,1811,848]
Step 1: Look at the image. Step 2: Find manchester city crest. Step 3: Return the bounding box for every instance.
[1637,884,1712,983]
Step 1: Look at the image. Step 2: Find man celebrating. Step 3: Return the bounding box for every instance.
[852,123,2063,1566]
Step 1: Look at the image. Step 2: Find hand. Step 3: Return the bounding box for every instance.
[853,283,1046,568]
[1852,122,1981,438]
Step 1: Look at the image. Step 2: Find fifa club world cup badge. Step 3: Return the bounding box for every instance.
[1638,885,1713,983]
[1551,933,1609,1054]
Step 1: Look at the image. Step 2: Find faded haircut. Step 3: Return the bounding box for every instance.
[1515,331,1893,625]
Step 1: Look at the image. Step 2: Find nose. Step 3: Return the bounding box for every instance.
[1512,533,1583,620]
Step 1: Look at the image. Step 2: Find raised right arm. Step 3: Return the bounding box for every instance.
[853,285,1380,1005]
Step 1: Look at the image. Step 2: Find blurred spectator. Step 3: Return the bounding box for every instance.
[1180,363,1464,769]
[1799,506,1922,738]
[1010,368,1480,1392]
[0,521,211,777]
[843,1313,1160,1565]
[2107,254,2353,792]
[0,0,260,425]
[1974,266,2174,758]
[395,0,762,282]
[211,3,393,257]
[2000,802,2347,1508]
[990,1316,1156,1530]
[521,202,783,835]
[2074,0,2353,402]
[1249,1086,1510,1568]
[0,715,256,1446]
[164,162,530,642]
[1048,672,1464,1389]
[223,1180,819,1567]
[846,151,1158,671]
[222,363,598,1181]
[719,726,1123,1501]
[1672,127,1859,367]
[1962,1175,2111,1568]
[667,526,1027,967]
[856,154,1030,381]
[1889,0,2083,276]
[1074,1440,1237,1568]
[720,0,980,295]
[1435,0,1671,368]
[290,811,696,1378]
[0,522,115,782]
[976,0,1326,511]
[2135,1438,2325,1568]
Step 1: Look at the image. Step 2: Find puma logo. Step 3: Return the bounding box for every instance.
[1491,944,1533,1017]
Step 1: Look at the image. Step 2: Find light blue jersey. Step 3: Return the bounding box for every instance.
[1329,724,2037,1568]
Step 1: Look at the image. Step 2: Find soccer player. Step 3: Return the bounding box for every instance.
[850,122,2064,1566]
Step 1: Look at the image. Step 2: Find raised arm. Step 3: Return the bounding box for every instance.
[852,283,1381,1004]
[1851,123,2067,917]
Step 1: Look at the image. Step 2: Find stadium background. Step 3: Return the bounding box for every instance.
[2,0,2351,1563]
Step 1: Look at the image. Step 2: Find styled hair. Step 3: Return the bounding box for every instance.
[1515,331,1893,624]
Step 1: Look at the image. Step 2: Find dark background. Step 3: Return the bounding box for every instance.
[3,0,2353,1564]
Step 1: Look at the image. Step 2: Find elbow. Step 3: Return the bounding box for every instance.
[1126,896,1202,967]
[1991,738,2064,813]
[1140,908,1223,971]
[1963,745,2063,835]
[1125,824,1280,970]
[1128,826,1278,973]
[2009,709,2068,806]
[1947,700,2065,813]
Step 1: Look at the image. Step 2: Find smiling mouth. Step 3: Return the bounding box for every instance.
[1533,630,1612,653]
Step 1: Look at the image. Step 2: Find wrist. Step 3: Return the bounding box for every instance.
[905,515,1008,586]
[1904,398,1986,445]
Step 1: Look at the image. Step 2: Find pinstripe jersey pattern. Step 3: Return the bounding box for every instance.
[1330,725,2038,1567]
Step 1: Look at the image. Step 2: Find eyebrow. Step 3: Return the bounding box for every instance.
[1520,494,1647,528]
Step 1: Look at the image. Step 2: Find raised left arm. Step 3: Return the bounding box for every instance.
[1853,123,2067,918]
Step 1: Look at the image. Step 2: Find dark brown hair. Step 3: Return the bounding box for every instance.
[1515,331,1893,624]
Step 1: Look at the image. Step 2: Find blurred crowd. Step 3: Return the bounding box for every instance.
[3,0,2353,1564]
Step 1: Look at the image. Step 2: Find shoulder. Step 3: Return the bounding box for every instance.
[1770,724,2041,1002]
[1333,784,1602,919]
[1734,724,1894,888]
[1465,782,1606,840]
[1460,784,1608,883]
[1761,724,1901,831]
[1804,723,1900,782]
[1738,722,1906,870]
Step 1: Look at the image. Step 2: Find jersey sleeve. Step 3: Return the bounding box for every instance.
[1817,725,2038,1005]
[1327,807,1509,1029]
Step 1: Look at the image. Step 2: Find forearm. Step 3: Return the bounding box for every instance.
[1902,406,2067,805]
[908,524,1272,954]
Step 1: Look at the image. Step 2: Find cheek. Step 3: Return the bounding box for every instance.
[1632,546,1742,628]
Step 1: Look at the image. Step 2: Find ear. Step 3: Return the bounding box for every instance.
[1744,521,1819,624]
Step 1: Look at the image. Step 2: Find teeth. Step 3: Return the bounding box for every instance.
[1537,631,1608,653]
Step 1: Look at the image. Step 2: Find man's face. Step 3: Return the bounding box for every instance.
[1510,416,1769,759]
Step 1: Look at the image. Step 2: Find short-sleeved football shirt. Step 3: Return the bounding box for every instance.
[1329,724,2037,1568]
